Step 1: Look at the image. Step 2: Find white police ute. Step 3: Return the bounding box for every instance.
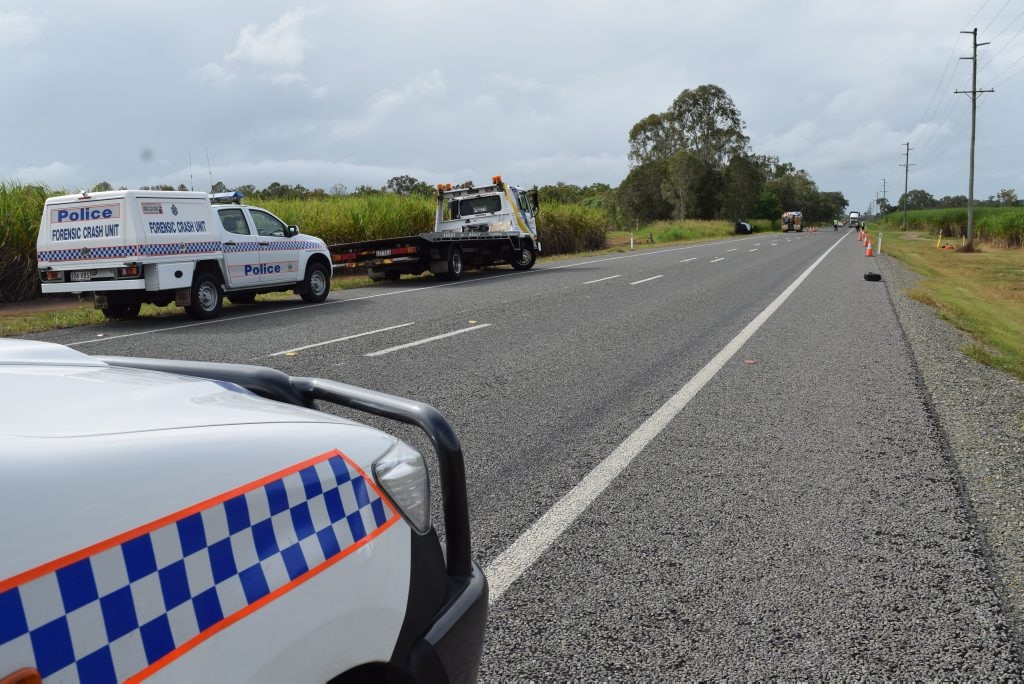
[0,340,487,683]
[36,190,332,321]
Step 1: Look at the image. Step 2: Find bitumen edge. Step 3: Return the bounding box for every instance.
[877,251,1024,668]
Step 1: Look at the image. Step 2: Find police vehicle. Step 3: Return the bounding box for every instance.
[36,191,332,320]
[0,340,487,683]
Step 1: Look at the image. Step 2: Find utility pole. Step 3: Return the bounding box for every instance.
[956,28,994,250]
[900,144,913,231]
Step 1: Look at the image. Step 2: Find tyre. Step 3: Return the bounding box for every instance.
[384,271,402,281]
[102,295,141,320]
[437,247,464,281]
[510,244,536,271]
[185,270,223,320]
[227,293,256,305]
[300,262,330,303]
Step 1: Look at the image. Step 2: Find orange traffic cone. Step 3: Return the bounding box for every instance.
[865,240,873,257]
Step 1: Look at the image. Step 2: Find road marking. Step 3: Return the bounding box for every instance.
[630,275,663,285]
[583,275,621,285]
[710,258,725,263]
[749,249,758,252]
[268,323,414,357]
[484,233,849,604]
[62,234,768,347]
[680,258,697,263]
[365,323,491,357]
[727,248,737,252]
[754,243,761,246]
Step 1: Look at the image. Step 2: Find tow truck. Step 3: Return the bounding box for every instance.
[330,176,540,281]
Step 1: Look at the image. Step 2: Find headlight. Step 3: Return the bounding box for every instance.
[373,441,431,535]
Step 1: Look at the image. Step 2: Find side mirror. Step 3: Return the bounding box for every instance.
[286,225,299,237]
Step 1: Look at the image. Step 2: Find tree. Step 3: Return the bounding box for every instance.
[667,84,749,167]
[330,183,349,196]
[661,150,720,220]
[210,181,228,193]
[91,181,113,192]
[937,194,968,208]
[617,159,673,223]
[721,154,766,220]
[628,113,672,167]
[385,175,422,195]
[997,188,1018,206]
[898,189,937,211]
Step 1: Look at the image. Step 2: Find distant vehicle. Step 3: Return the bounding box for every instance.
[330,175,540,281]
[781,211,803,232]
[0,339,487,683]
[36,190,332,320]
[848,211,862,229]
[734,220,753,234]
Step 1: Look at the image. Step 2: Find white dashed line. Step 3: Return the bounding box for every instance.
[365,324,491,357]
[727,248,737,252]
[680,258,697,263]
[630,275,663,285]
[268,323,414,357]
[583,275,622,285]
[710,258,725,263]
[749,249,758,252]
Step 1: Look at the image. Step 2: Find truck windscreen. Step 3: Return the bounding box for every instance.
[454,195,502,218]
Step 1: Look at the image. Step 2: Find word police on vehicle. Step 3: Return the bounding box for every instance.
[36,190,332,320]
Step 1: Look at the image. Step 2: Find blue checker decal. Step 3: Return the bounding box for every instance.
[37,245,142,263]
[0,450,397,683]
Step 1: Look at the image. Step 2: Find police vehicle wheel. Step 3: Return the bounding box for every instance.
[300,262,330,303]
[102,298,141,320]
[185,271,223,320]
[510,245,536,271]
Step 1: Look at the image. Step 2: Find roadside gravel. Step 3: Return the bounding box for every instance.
[878,252,1024,663]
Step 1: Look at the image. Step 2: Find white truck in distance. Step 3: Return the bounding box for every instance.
[330,175,541,280]
[36,190,332,320]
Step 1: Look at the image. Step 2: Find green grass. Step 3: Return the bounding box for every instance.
[868,227,1024,380]
[607,218,774,248]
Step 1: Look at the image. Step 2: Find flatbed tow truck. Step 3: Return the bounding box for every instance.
[329,176,540,281]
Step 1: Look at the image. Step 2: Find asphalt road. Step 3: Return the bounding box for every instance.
[26,230,1022,678]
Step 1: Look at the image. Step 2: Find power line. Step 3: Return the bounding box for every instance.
[978,10,1024,70]
[982,0,1011,33]
[956,27,995,248]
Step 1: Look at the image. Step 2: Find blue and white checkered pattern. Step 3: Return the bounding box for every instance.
[37,245,141,263]
[140,242,222,257]
[222,240,325,254]
[0,452,395,683]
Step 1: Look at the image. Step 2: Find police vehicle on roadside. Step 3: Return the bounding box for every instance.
[0,340,487,683]
[36,191,332,320]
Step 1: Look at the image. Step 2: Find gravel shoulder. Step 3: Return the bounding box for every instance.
[878,252,1024,663]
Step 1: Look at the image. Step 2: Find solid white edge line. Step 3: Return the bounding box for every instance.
[484,233,849,604]
[629,275,663,285]
[268,322,415,356]
[365,323,491,357]
[582,275,622,285]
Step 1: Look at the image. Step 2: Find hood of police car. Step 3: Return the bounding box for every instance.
[0,339,357,437]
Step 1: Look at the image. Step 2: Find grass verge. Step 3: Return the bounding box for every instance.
[870,227,1024,380]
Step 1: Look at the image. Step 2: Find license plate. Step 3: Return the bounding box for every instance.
[69,270,97,281]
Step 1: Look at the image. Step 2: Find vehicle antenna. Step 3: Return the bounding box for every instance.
[188,153,194,192]
[206,147,214,193]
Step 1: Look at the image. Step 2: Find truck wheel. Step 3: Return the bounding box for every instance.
[438,247,464,281]
[510,245,536,271]
[300,262,330,303]
[102,296,141,320]
[185,270,223,320]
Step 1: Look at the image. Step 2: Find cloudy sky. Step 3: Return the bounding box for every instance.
[2,1,1021,213]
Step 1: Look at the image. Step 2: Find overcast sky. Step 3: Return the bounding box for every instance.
[2,1,1021,213]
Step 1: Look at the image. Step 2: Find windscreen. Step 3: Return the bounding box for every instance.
[454,195,502,218]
